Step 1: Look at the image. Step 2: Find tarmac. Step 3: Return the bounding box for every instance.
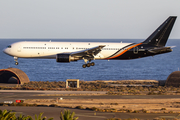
[1,90,180,102]
[1,90,180,120]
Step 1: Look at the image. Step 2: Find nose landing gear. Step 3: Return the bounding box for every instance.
[14,57,19,65]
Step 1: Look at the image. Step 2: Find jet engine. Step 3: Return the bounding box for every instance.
[56,54,80,62]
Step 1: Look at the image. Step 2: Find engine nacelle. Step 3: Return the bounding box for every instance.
[56,54,79,62]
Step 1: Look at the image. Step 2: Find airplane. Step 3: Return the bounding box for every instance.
[3,16,177,68]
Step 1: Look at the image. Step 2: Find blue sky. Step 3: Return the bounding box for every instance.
[0,0,179,39]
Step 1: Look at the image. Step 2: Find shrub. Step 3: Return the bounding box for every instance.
[99,102,104,105]
[16,114,31,120]
[17,103,28,106]
[0,103,4,106]
[37,104,49,107]
[85,107,91,110]
[110,103,118,105]
[29,103,38,107]
[0,109,16,120]
[127,109,133,113]
[9,102,17,106]
[169,111,174,113]
[91,107,98,111]
[133,110,139,113]
[49,104,58,107]
[142,109,148,113]
[75,106,84,109]
[60,109,78,120]
[29,112,53,120]
[161,108,167,110]
[106,118,121,120]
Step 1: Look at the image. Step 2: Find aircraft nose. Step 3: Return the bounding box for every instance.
[3,48,8,54]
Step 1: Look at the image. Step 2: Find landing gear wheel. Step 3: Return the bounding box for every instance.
[15,62,19,65]
[82,64,86,68]
[91,62,95,66]
[86,63,91,67]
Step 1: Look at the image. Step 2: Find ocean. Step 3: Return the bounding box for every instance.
[0,39,180,82]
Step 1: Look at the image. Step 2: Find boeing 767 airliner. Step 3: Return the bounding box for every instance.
[3,16,177,68]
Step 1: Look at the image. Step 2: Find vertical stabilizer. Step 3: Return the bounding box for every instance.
[143,16,177,47]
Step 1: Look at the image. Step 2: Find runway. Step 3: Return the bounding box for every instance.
[1,90,180,103]
[0,90,107,103]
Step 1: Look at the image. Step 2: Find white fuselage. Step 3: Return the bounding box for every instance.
[3,41,132,59]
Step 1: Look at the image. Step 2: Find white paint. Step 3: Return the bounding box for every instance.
[3,41,132,60]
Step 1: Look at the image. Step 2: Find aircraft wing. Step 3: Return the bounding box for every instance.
[148,47,172,54]
[71,45,106,58]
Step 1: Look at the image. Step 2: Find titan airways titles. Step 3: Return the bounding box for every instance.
[3,16,177,68]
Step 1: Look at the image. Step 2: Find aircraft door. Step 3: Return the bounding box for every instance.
[17,45,21,52]
[133,47,138,54]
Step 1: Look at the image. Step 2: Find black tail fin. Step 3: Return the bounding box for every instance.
[143,16,177,47]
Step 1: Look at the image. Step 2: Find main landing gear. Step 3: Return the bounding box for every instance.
[82,58,95,68]
[82,62,95,68]
[14,57,19,65]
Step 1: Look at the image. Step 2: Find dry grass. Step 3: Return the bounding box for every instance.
[23,98,180,114]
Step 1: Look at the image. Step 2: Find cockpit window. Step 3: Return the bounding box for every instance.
[7,45,11,48]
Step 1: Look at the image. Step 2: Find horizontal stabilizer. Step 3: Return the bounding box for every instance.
[148,47,172,54]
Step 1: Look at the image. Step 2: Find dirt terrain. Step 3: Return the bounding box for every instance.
[25,95,180,114]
